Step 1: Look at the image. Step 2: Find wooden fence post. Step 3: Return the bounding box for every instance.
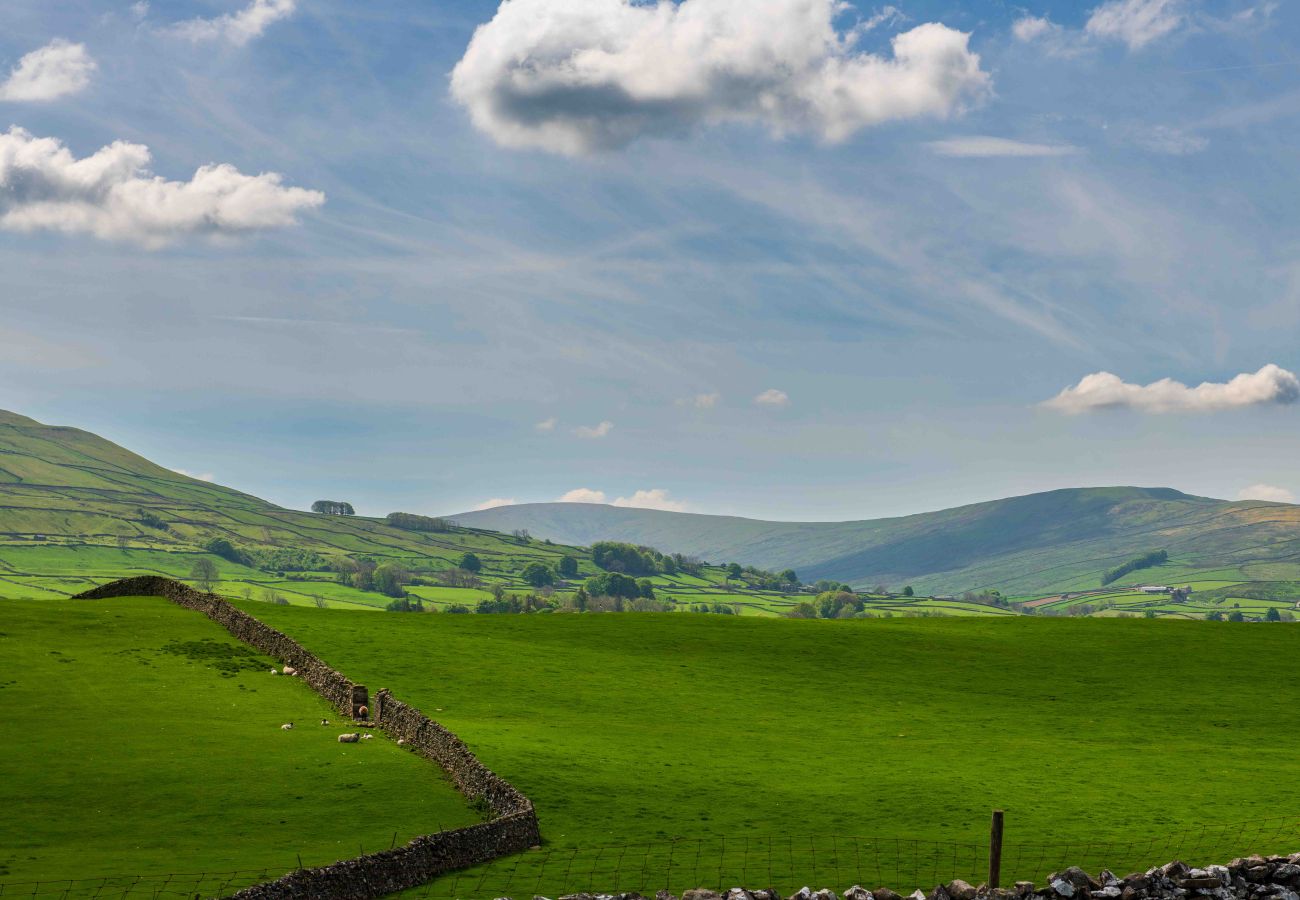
[990,810,1005,889]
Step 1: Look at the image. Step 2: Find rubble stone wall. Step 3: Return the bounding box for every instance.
[74,576,541,899]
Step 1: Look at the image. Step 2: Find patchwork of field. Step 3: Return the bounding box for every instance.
[246,605,1300,895]
[0,596,480,887]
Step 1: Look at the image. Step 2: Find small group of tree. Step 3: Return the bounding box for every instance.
[811,580,855,594]
[311,500,355,516]
[689,602,739,615]
[1101,549,1168,586]
[333,556,412,597]
[591,541,664,576]
[137,508,168,530]
[960,590,1009,608]
[385,596,425,612]
[786,590,867,619]
[521,562,556,587]
[584,571,655,600]
[438,567,483,588]
[386,512,451,533]
[1207,607,1293,622]
[724,563,800,590]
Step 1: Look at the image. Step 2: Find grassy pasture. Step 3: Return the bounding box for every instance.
[0,596,480,887]
[245,605,1300,896]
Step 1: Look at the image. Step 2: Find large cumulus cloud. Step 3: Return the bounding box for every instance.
[0,127,324,246]
[1043,364,1300,414]
[450,0,990,154]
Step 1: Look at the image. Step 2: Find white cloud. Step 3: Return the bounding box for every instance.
[1012,15,1058,42]
[450,0,990,154]
[534,416,558,432]
[678,392,720,409]
[611,488,688,512]
[473,497,517,510]
[0,127,324,246]
[170,0,296,46]
[1237,483,1295,503]
[573,420,614,438]
[1085,0,1185,50]
[132,1,150,20]
[0,40,96,102]
[556,486,688,511]
[172,468,215,482]
[1043,364,1300,414]
[927,136,1079,158]
[754,388,790,407]
[558,487,607,503]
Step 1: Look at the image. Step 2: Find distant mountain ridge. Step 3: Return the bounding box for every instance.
[451,488,1300,595]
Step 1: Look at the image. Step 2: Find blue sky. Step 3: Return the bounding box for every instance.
[3,0,1300,521]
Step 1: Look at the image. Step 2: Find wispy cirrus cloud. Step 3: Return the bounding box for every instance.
[450,0,989,154]
[926,136,1079,158]
[1085,0,1185,50]
[1043,364,1300,414]
[0,40,96,102]
[169,0,296,46]
[0,127,324,246]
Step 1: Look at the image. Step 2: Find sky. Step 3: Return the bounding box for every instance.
[3,0,1300,522]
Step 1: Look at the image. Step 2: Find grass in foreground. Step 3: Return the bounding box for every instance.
[244,605,1300,896]
[0,597,480,888]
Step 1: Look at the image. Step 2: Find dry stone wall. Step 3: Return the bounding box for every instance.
[513,853,1300,900]
[74,576,541,899]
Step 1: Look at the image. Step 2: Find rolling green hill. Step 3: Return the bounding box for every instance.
[451,488,1300,597]
[0,410,804,612]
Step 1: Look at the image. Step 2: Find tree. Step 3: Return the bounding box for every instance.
[522,562,556,587]
[190,558,218,592]
[637,578,655,600]
[385,596,424,612]
[373,563,411,598]
[1267,607,1282,622]
[902,585,914,597]
[585,572,641,599]
[458,552,483,573]
[558,556,579,578]
[726,563,743,579]
[386,512,450,532]
[204,537,246,565]
[780,569,798,585]
[1206,611,1223,621]
[1228,610,1245,622]
[311,500,355,516]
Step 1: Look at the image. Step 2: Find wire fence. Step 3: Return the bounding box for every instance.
[4,817,1300,900]
[0,869,277,899]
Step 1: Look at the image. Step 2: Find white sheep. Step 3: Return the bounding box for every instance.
[338,733,360,743]
[361,733,374,740]
[397,738,407,746]
[282,666,298,677]
[280,722,294,730]
[269,669,279,675]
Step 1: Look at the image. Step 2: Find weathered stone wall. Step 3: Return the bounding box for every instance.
[74,577,541,899]
[512,854,1300,900]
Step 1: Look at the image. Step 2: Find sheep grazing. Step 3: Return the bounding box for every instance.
[280,723,294,730]
[356,705,368,719]
[361,733,374,740]
[338,733,360,743]
[282,666,298,677]
[396,738,407,746]
[320,719,330,726]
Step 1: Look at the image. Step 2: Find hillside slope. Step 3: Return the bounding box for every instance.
[452,489,1300,595]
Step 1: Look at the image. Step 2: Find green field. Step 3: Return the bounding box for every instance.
[234,604,1300,896]
[0,596,480,890]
